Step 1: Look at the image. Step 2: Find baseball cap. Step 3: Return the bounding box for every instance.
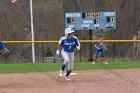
[65,28,75,35]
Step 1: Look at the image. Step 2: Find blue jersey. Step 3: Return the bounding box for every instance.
[59,36,80,52]
[0,40,6,49]
[95,42,105,50]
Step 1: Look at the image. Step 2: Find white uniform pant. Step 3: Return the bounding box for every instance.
[61,49,74,70]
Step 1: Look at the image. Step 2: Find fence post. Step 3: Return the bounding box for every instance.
[42,43,45,63]
[88,30,93,61]
[112,42,115,62]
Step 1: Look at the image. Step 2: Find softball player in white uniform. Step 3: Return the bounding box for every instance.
[56,28,80,80]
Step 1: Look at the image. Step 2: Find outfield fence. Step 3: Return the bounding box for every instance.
[1,40,140,63]
[3,40,140,43]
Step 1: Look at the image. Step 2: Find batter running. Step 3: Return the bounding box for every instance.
[56,28,80,80]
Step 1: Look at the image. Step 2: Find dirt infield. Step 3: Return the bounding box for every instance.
[0,69,140,93]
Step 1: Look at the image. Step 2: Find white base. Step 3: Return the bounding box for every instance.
[70,73,77,75]
[64,73,77,76]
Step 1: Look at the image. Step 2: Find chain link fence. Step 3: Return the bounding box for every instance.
[0,0,139,63]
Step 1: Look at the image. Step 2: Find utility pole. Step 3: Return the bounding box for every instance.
[30,0,35,63]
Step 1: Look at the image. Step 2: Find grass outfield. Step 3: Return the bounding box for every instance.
[0,61,140,73]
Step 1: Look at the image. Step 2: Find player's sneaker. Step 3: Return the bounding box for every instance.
[92,61,95,64]
[105,62,108,64]
[59,70,64,77]
[65,76,70,81]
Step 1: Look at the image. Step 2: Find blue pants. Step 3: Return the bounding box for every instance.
[95,49,105,58]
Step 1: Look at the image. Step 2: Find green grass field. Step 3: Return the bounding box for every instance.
[0,61,140,73]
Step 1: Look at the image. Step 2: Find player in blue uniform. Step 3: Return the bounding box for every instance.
[0,32,9,56]
[56,28,80,80]
[93,38,108,64]
[0,40,6,49]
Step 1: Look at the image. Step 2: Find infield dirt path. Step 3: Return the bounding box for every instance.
[0,69,140,93]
